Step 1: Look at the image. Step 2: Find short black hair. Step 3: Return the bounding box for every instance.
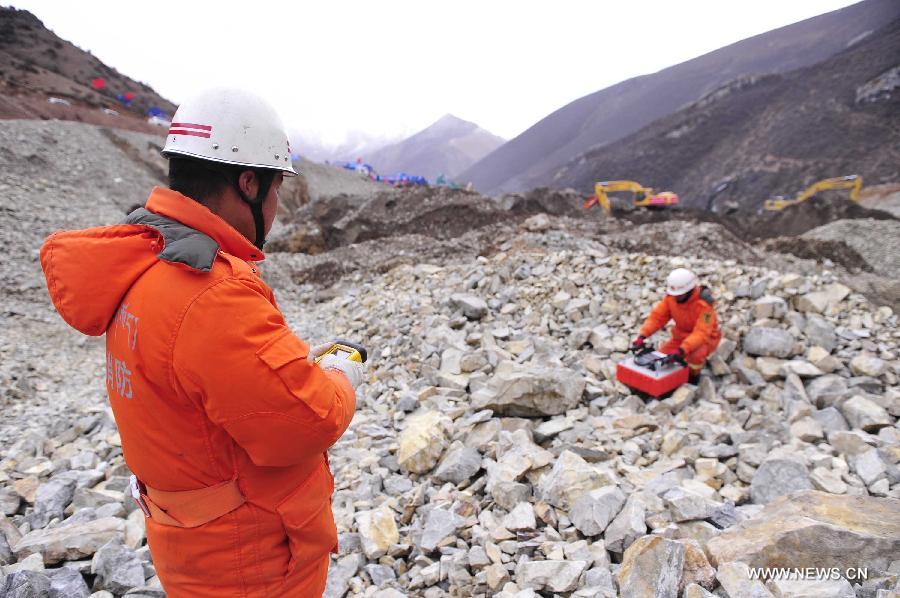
[168,157,239,206]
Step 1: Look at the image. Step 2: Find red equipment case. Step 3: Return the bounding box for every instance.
[616,352,689,397]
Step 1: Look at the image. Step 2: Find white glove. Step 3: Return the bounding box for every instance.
[318,353,365,390]
[307,342,334,363]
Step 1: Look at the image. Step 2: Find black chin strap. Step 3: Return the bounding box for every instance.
[235,170,275,250]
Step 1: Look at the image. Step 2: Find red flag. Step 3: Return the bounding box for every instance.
[91,77,106,90]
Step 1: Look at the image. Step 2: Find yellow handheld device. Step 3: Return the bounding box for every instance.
[314,340,368,364]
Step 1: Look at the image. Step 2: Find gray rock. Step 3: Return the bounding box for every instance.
[803,316,837,352]
[516,560,589,593]
[810,467,848,494]
[684,583,717,598]
[841,395,891,432]
[0,531,11,566]
[364,563,396,587]
[707,501,738,529]
[433,442,482,484]
[716,561,774,597]
[324,553,364,598]
[850,449,886,486]
[91,539,145,595]
[2,570,51,598]
[753,296,788,320]
[533,418,574,442]
[0,487,20,516]
[849,353,886,378]
[743,327,794,358]
[706,491,900,571]
[663,487,718,522]
[569,486,626,537]
[28,477,76,529]
[450,293,488,319]
[47,566,90,598]
[538,450,614,509]
[471,363,586,417]
[605,494,647,553]
[805,375,849,408]
[750,459,812,505]
[502,502,536,531]
[811,407,849,432]
[766,577,856,598]
[616,535,684,598]
[491,481,531,511]
[789,417,824,443]
[12,517,126,565]
[418,507,463,552]
[828,430,877,457]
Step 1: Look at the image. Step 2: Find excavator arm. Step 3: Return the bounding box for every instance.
[764,175,862,211]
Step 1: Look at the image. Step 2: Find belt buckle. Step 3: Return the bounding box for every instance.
[130,474,152,518]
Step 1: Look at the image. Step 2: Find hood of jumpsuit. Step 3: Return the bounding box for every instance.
[39,186,264,336]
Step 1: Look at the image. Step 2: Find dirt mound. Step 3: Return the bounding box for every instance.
[270,186,593,254]
[742,196,897,238]
[612,197,896,240]
[764,237,874,272]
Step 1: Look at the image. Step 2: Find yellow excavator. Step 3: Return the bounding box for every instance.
[583,180,679,214]
[763,175,863,211]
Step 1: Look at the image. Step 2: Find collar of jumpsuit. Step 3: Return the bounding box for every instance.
[145,186,266,263]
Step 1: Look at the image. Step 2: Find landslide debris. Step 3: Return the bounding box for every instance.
[2,118,899,597]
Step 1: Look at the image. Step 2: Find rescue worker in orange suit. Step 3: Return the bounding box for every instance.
[632,268,721,383]
[40,88,364,597]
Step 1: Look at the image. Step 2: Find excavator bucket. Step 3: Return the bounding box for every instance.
[583,196,598,210]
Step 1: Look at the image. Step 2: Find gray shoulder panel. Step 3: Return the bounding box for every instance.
[125,208,219,272]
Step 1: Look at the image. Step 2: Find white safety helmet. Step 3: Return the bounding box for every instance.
[666,268,698,296]
[162,88,297,176]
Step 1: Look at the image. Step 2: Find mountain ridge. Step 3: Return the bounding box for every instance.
[365,113,504,181]
[460,0,900,194]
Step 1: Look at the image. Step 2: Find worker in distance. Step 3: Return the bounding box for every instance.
[40,88,363,596]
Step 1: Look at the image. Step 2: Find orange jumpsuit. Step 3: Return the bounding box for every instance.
[41,187,355,597]
[639,288,721,372]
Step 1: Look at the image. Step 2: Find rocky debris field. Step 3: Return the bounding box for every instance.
[1,118,899,597]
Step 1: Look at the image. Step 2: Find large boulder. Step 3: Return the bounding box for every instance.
[743,327,794,358]
[706,491,900,570]
[12,517,125,565]
[396,410,453,473]
[616,535,684,598]
[471,362,585,417]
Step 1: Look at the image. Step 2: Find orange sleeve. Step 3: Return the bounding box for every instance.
[172,277,356,467]
[639,298,671,338]
[681,304,718,353]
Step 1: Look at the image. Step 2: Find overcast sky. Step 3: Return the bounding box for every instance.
[10,0,860,146]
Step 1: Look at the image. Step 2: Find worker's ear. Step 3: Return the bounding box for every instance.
[237,170,258,199]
